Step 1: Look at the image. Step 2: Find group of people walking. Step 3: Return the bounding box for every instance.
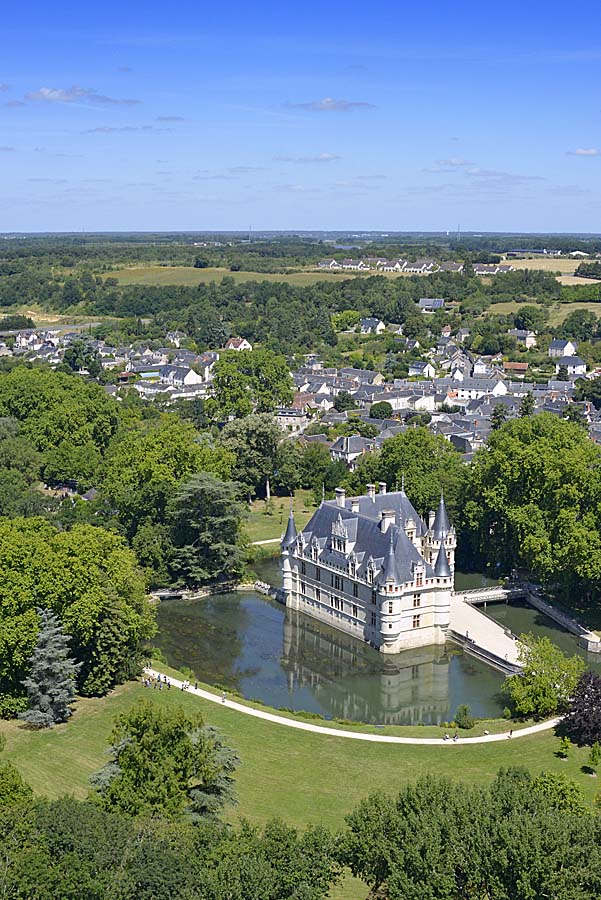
[143,674,171,690]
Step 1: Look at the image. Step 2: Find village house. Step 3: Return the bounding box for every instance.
[555,356,586,377]
[330,435,376,470]
[225,336,253,351]
[508,328,537,349]
[548,339,578,358]
[418,298,445,314]
[360,317,386,335]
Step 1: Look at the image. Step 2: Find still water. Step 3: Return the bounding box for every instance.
[154,557,599,726]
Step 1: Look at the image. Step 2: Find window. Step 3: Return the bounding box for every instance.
[301,561,306,575]
[315,566,321,582]
[367,568,373,584]
[416,571,423,588]
[371,612,376,626]
[388,601,393,614]
[301,581,306,595]
[330,596,343,611]
[316,588,321,602]
[332,574,343,591]
[312,545,318,561]
[349,560,356,577]
[352,604,358,618]
[413,594,421,608]
[389,623,393,629]
[353,583,358,598]
[371,590,377,605]
[411,665,419,680]
[412,614,421,629]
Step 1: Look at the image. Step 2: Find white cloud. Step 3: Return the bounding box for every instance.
[26,85,140,106]
[0,145,15,152]
[435,157,472,167]
[275,152,341,163]
[568,148,600,156]
[288,97,375,112]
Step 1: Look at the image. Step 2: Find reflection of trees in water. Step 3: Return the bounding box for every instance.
[155,593,259,690]
[281,608,452,725]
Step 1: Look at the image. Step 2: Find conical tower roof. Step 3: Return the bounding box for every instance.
[432,492,450,539]
[381,529,398,583]
[281,508,297,549]
[434,538,451,577]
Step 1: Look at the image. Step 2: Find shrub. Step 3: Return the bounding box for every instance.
[455,704,475,729]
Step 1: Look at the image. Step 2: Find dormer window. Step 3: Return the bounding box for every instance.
[416,571,423,587]
[332,515,348,554]
[349,554,356,577]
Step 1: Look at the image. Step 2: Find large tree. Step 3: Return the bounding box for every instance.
[563,670,601,746]
[0,518,154,708]
[92,700,239,820]
[504,634,586,718]
[18,609,81,728]
[167,472,247,586]
[220,413,280,498]
[208,348,293,420]
[463,413,601,594]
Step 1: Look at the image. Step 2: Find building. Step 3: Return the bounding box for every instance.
[329,434,375,469]
[548,339,577,358]
[408,361,436,378]
[225,336,253,351]
[360,317,386,335]
[418,298,445,313]
[555,355,586,377]
[508,328,537,349]
[281,484,456,653]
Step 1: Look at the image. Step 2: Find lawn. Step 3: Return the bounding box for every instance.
[245,489,318,544]
[1,680,598,833]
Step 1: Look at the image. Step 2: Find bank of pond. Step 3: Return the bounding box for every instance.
[153,558,601,726]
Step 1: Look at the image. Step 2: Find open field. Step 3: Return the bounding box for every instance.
[108,265,357,287]
[504,257,580,274]
[1,678,598,833]
[483,298,601,326]
[246,489,318,544]
[557,274,601,286]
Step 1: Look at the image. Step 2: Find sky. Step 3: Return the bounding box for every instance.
[2,0,601,233]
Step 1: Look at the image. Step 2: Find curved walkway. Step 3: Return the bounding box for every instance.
[145,669,559,746]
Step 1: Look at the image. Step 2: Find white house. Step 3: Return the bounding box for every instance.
[360,318,386,335]
[508,328,537,349]
[408,361,436,378]
[159,365,204,387]
[225,336,253,351]
[555,356,586,377]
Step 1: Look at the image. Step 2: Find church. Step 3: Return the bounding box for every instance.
[281,482,456,653]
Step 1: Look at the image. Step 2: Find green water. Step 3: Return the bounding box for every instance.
[153,557,599,726]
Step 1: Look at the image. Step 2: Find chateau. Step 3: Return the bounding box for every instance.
[281,483,456,653]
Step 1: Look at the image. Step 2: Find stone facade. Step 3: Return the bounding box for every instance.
[281,483,456,653]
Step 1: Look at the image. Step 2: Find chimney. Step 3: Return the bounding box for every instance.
[380,510,395,533]
[335,487,346,509]
[366,484,376,500]
[351,498,360,513]
[379,482,387,495]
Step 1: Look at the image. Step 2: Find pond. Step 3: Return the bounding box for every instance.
[153,557,600,726]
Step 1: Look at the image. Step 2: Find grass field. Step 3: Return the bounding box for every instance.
[108,265,357,287]
[245,490,318,544]
[1,679,598,832]
[483,298,601,326]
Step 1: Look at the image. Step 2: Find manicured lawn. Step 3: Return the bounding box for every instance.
[1,679,598,835]
[245,489,318,544]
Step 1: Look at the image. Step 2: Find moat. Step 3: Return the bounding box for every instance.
[154,557,601,725]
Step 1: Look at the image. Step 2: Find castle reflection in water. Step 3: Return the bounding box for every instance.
[281,606,452,726]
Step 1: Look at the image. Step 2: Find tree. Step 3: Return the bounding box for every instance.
[564,671,601,746]
[220,413,280,498]
[514,305,547,332]
[530,771,588,814]
[575,376,601,410]
[589,741,601,775]
[519,391,535,417]
[454,704,474,729]
[369,401,393,419]
[18,609,81,727]
[62,339,101,378]
[504,634,586,718]
[208,349,293,420]
[167,472,247,586]
[333,391,356,413]
[560,309,599,341]
[92,700,239,819]
[101,417,234,538]
[350,427,466,521]
[564,403,587,427]
[464,413,601,593]
[491,403,508,430]
[0,519,153,707]
[558,736,572,758]
[0,734,33,807]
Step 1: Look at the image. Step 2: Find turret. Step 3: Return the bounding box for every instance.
[381,530,398,585]
[281,506,298,608]
[432,492,450,540]
[281,507,297,549]
[434,538,451,578]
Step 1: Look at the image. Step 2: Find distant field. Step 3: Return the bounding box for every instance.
[108,265,362,287]
[548,301,601,326]
[504,257,579,274]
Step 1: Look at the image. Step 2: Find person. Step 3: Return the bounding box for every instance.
[221,691,226,704]
[167,678,171,690]
[453,732,458,742]
[443,733,449,741]
[508,729,513,738]
[483,729,489,735]
[194,681,198,690]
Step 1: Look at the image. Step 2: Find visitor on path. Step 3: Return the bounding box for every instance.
[167,679,171,690]
[194,681,198,691]
[443,733,449,741]
[453,732,458,742]
[222,691,226,704]
[508,729,513,738]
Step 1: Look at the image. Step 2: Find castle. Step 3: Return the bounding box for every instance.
[281,482,456,653]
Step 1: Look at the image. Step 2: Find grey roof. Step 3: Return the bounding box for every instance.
[434,541,451,577]
[432,494,450,540]
[557,356,585,366]
[549,339,576,349]
[418,298,445,309]
[281,509,297,548]
[300,499,433,584]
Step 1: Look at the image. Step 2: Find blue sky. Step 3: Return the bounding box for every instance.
[2,0,601,232]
